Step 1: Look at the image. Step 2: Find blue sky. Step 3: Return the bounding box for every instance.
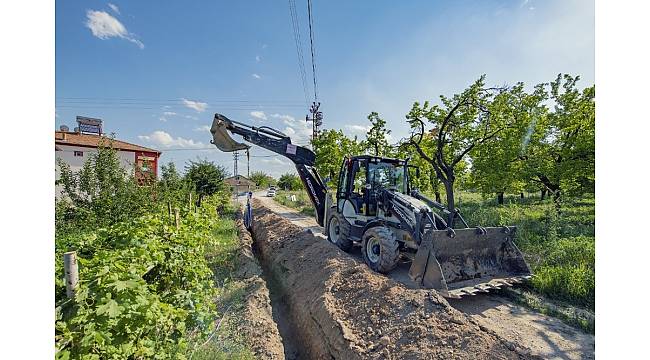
[55,0,594,178]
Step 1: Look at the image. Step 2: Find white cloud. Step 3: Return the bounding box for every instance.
[194,125,211,132]
[138,130,211,149]
[85,10,144,49]
[158,111,178,122]
[252,73,261,79]
[181,98,208,112]
[250,111,267,120]
[345,124,370,134]
[271,113,312,145]
[262,44,268,49]
[255,55,261,62]
[261,158,288,166]
[108,3,120,14]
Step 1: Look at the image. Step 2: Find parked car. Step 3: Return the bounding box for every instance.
[266,188,276,197]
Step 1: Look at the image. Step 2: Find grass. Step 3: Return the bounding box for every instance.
[454,191,595,310]
[272,189,595,312]
[273,190,315,216]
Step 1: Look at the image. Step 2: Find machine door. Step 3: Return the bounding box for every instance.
[336,158,349,212]
[348,159,368,215]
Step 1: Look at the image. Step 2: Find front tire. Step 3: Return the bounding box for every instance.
[362,226,400,273]
[327,209,353,252]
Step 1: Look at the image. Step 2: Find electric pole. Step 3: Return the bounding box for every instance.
[246,149,250,178]
[305,101,323,142]
[233,151,240,177]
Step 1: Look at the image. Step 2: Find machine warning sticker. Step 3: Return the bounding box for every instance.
[286,144,297,155]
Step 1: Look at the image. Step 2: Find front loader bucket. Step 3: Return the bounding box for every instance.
[408,227,531,298]
[210,114,250,152]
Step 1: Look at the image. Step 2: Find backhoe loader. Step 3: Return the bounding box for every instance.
[210,113,531,298]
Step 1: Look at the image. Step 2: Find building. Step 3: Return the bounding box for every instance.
[55,117,161,196]
[224,175,256,194]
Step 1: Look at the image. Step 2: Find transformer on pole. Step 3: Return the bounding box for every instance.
[305,102,323,143]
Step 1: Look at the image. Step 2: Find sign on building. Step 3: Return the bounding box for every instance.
[76,116,103,135]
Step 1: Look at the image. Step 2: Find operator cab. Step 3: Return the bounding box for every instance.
[336,155,410,222]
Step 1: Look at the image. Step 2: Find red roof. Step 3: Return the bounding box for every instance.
[54,131,161,154]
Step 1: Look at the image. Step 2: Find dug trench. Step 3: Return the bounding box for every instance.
[246,199,540,359]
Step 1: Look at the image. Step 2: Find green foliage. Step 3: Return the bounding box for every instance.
[365,112,392,157]
[470,82,546,197]
[519,74,595,200]
[55,196,242,359]
[405,75,510,212]
[249,170,275,188]
[56,151,250,358]
[56,145,157,231]
[277,173,303,191]
[531,236,595,308]
[274,190,314,215]
[454,192,595,309]
[312,129,364,186]
[185,159,228,197]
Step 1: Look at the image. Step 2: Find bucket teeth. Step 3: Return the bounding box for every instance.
[474,285,490,293]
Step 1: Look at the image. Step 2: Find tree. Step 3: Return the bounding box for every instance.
[312,129,364,187]
[395,138,443,202]
[184,159,227,201]
[57,144,155,228]
[277,173,303,190]
[470,82,547,204]
[160,162,183,189]
[250,170,275,188]
[405,75,510,224]
[365,112,392,157]
[519,74,595,206]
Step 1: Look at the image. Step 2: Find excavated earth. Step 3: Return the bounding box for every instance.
[228,217,285,359]
[248,199,538,359]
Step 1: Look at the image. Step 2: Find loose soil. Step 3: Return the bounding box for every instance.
[252,192,595,359]
[226,217,285,359]
[250,199,536,359]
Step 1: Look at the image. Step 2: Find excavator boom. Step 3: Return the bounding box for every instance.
[210,113,329,225]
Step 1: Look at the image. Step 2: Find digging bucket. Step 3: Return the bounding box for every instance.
[210,114,250,152]
[408,226,532,298]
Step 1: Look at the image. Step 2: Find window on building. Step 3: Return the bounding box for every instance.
[74,151,83,157]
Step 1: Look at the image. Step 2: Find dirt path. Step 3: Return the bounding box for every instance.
[449,295,594,360]
[253,193,595,360]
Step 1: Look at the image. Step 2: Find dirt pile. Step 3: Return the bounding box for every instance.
[251,201,538,359]
[230,217,285,359]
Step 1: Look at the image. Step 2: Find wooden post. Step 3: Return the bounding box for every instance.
[64,251,79,299]
[167,201,172,219]
[189,193,193,210]
[174,208,180,230]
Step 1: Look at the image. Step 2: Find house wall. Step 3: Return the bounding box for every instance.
[55,144,137,197]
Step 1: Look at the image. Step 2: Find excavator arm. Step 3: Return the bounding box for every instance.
[210,113,329,226]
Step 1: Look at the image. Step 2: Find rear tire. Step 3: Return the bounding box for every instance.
[327,209,353,252]
[362,226,400,273]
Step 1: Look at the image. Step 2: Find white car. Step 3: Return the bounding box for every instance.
[266,189,276,197]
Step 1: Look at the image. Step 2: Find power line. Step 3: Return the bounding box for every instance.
[56,105,305,110]
[56,97,305,104]
[307,0,319,102]
[288,0,310,106]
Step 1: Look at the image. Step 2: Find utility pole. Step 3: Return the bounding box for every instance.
[246,149,250,178]
[305,101,323,142]
[233,151,240,177]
